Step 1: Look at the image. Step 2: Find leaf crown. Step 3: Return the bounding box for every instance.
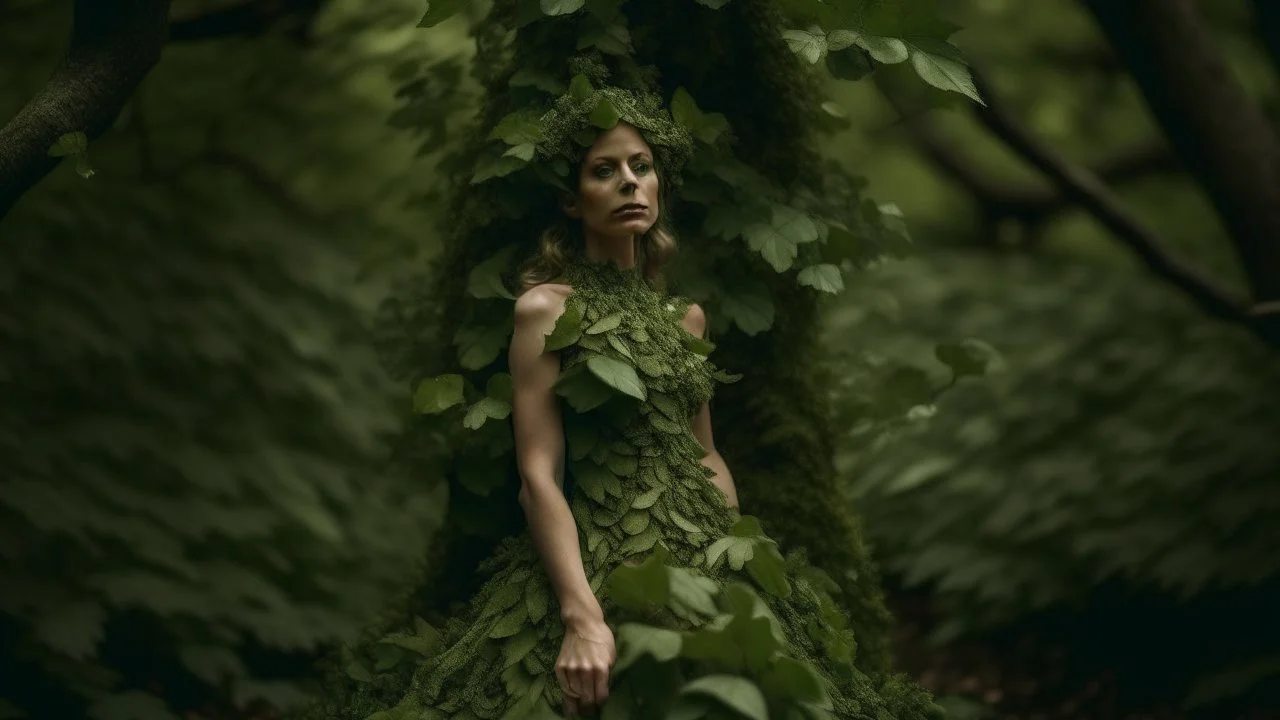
[535,56,694,184]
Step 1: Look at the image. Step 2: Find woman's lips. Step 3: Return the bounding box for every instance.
[614,204,647,216]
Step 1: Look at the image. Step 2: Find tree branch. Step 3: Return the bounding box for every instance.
[880,85,1179,249]
[0,0,172,221]
[967,69,1280,347]
[1080,0,1280,306]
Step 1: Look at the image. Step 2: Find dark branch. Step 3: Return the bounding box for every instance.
[0,0,172,221]
[168,0,325,43]
[967,70,1280,347]
[1080,0,1280,305]
[880,85,1179,248]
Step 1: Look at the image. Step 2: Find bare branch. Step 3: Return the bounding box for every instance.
[966,69,1274,346]
[1080,0,1280,304]
[879,85,1179,249]
[0,0,172,221]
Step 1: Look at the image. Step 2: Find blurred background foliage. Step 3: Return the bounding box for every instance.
[1,0,1277,719]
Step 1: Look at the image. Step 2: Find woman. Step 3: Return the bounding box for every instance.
[328,83,940,720]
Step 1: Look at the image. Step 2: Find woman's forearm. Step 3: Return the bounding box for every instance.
[518,478,601,624]
[700,450,740,509]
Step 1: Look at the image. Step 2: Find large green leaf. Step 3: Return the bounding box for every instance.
[417,0,465,27]
[607,550,671,610]
[743,204,818,272]
[682,675,768,720]
[545,298,584,351]
[467,245,519,300]
[413,374,465,414]
[613,623,682,674]
[907,43,982,104]
[797,264,844,294]
[586,354,647,400]
[718,281,774,336]
[541,0,585,15]
[555,363,614,412]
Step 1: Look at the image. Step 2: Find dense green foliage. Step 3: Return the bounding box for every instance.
[367,6,983,701]
[827,252,1280,706]
[0,2,445,718]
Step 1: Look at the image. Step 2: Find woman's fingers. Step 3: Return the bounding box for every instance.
[593,664,610,707]
[563,694,580,719]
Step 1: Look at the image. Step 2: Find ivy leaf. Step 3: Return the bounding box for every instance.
[471,153,527,184]
[587,354,647,400]
[417,0,464,27]
[413,374,464,414]
[614,623,683,674]
[743,204,818,272]
[668,567,719,618]
[467,245,519,300]
[464,397,511,430]
[744,544,791,599]
[607,549,671,610]
[782,28,826,64]
[569,73,595,102]
[908,43,983,104]
[455,317,511,370]
[797,264,844,294]
[545,298,584,351]
[682,676,768,720]
[670,88,730,145]
[489,111,544,146]
[555,363,614,412]
[827,30,909,64]
[719,280,774,336]
[589,97,622,129]
[540,0,584,15]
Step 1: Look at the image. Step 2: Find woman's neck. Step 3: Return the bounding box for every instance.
[582,232,637,270]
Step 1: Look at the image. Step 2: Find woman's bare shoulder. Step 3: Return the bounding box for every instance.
[514,282,573,325]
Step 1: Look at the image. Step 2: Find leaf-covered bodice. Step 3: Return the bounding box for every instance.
[556,258,719,423]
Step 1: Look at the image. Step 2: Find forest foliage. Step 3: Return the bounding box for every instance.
[1,0,1278,717]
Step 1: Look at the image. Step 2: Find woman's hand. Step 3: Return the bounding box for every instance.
[554,615,616,717]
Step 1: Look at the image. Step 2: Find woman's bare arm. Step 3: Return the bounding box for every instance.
[510,285,614,714]
[682,303,741,509]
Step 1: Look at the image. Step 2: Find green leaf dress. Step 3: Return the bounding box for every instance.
[331,258,942,720]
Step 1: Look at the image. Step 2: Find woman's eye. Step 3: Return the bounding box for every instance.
[594,166,613,178]
[633,163,651,174]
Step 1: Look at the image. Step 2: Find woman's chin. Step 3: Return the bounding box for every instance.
[615,217,654,234]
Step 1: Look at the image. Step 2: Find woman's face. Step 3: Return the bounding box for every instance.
[566,123,659,241]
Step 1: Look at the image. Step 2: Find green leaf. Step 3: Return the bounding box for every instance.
[33,600,105,660]
[632,486,663,509]
[472,153,528,184]
[417,0,464,26]
[668,567,719,618]
[526,576,550,624]
[342,647,373,683]
[587,354,647,400]
[614,623,683,674]
[569,73,594,101]
[541,0,584,15]
[825,47,876,81]
[781,29,826,64]
[413,374,465,414]
[670,87,730,145]
[827,30,909,64]
[908,44,982,104]
[762,656,825,704]
[682,331,715,356]
[489,111,544,146]
[502,627,541,669]
[935,339,996,379]
[712,369,743,384]
[743,205,818,272]
[467,245,519,300]
[487,372,514,402]
[504,143,536,161]
[556,363,614,412]
[607,550,671,610]
[545,298,584,351]
[586,312,623,334]
[464,397,512,430]
[682,676,768,720]
[719,280,774,336]
[797,264,844,293]
[745,544,791,598]
[47,131,88,158]
[379,626,443,657]
[489,605,528,639]
[589,97,622,129]
[731,516,765,538]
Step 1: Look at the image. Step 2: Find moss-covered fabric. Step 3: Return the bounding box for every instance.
[310,258,940,720]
